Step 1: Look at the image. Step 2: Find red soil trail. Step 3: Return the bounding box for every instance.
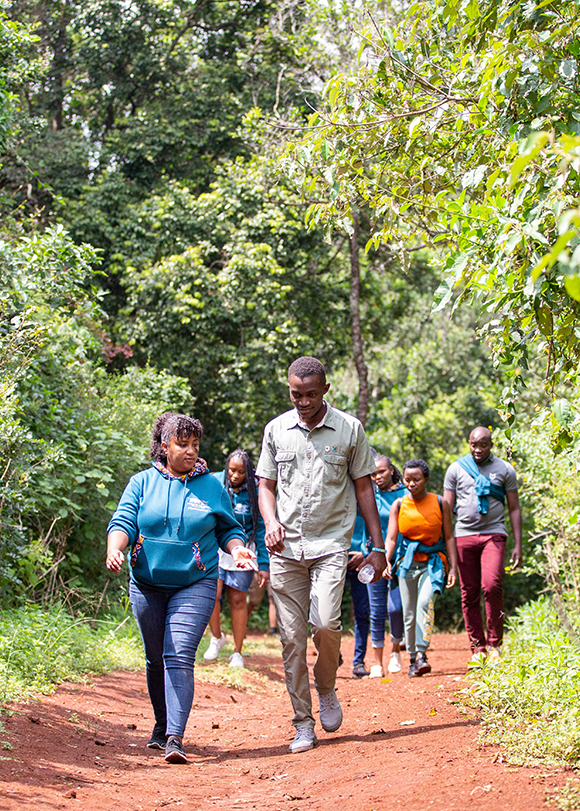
[0,632,569,810]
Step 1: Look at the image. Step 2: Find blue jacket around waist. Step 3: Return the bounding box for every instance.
[108,464,246,590]
[396,537,448,594]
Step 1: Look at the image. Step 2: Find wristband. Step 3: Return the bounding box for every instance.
[371,547,386,553]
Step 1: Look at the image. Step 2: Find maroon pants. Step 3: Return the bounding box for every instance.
[456,534,507,653]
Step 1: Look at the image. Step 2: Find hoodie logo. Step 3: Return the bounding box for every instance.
[186,495,211,512]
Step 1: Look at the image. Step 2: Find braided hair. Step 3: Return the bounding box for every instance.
[374,454,402,486]
[224,449,260,547]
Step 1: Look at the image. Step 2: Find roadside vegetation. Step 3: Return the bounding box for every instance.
[0,603,143,704]
[467,597,580,767]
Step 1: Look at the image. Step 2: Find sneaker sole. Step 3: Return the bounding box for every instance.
[147,741,166,750]
[320,714,343,733]
[289,737,317,754]
[415,664,431,675]
[165,750,187,764]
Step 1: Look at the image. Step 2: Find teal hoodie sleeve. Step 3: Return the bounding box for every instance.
[107,472,144,543]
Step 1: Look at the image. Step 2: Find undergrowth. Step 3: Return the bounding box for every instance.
[0,603,144,704]
[0,603,283,706]
[195,632,282,692]
[465,596,580,767]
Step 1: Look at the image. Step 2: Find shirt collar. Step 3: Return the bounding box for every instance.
[292,400,335,431]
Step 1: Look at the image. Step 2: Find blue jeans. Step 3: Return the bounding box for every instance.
[388,575,404,645]
[368,576,404,647]
[346,569,370,665]
[129,577,217,737]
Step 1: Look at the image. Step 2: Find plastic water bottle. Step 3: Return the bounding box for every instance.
[357,563,375,584]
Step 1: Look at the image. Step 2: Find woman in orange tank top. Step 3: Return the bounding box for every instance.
[384,459,457,677]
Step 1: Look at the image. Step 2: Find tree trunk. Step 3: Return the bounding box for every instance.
[349,213,369,426]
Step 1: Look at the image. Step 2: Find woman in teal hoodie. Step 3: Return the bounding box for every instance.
[106,413,256,764]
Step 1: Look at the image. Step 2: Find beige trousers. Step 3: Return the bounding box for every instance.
[269,551,348,730]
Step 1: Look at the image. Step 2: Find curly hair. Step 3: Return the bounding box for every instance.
[402,458,430,480]
[150,412,203,463]
[287,356,326,382]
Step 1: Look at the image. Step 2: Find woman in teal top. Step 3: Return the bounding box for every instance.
[365,455,407,677]
[106,414,256,764]
[205,449,268,668]
[346,511,371,677]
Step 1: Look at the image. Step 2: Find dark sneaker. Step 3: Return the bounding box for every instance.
[408,659,422,677]
[164,736,187,764]
[147,723,167,750]
[352,662,370,679]
[415,652,431,675]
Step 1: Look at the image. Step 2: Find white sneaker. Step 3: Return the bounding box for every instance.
[369,665,384,678]
[229,652,244,668]
[289,727,317,754]
[203,634,226,661]
[317,688,343,732]
[387,652,402,673]
[486,645,501,663]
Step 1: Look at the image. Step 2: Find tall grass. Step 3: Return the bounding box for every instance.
[466,596,580,766]
[0,603,144,704]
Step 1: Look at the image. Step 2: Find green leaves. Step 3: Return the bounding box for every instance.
[288,0,580,448]
[553,398,575,430]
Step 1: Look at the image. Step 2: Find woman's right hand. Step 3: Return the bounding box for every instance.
[106,530,129,572]
[106,548,125,573]
[383,561,393,580]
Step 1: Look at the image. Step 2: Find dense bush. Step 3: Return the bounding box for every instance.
[467,596,580,766]
[0,602,143,703]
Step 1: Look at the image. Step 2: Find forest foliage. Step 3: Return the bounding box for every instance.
[0,0,578,649]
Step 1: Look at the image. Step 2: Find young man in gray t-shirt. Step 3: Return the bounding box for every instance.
[443,427,522,659]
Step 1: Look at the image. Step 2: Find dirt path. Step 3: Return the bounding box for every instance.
[0,632,568,810]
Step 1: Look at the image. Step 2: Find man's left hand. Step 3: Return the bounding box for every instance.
[510,545,522,569]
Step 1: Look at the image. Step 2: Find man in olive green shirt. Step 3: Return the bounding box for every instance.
[257,357,385,754]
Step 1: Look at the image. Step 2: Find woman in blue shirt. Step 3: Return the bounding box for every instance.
[106,414,256,764]
[346,510,371,677]
[204,449,268,668]
[366,455,406,677]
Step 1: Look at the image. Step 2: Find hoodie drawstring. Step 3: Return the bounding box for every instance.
[176,479,188,535]
[164,477,172,527]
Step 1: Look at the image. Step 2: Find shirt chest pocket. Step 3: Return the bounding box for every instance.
[324,452,348,485]
[275,450,296,484]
